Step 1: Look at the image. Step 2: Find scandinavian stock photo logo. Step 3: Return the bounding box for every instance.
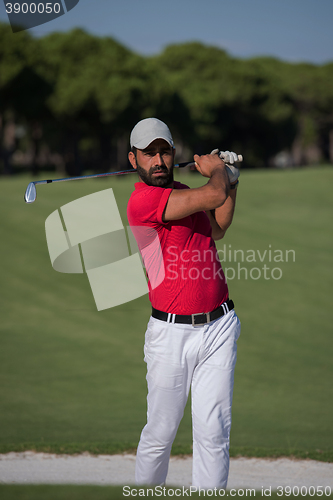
[164,244,295,282]
[217,244,296,282]
[44,189,296,312]
[3,0,80,32]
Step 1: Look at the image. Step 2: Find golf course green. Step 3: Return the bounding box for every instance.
[0,166,332,461]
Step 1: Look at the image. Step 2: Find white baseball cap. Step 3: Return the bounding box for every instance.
[130,118,174,150]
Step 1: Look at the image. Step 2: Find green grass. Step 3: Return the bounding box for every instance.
[0,166,332,460]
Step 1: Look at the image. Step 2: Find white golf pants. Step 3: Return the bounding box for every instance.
[135,309,241,488]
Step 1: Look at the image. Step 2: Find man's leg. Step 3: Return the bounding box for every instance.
[135,318,199,485]
[191,310,241,489]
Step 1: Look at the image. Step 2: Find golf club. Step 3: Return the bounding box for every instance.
[24,155,243,204]
[23,163,188,204]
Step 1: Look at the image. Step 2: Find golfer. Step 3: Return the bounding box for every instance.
[127,118,241,489]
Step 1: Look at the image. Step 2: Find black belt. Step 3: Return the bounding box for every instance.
[152,299,234,327]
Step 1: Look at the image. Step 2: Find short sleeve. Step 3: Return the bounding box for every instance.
[127,184,173,227]
[156,188,173,224]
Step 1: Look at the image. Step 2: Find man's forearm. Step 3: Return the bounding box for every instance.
[205,166,230,208]
[212,188,237,237]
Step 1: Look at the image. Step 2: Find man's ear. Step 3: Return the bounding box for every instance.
[128,151,137,170]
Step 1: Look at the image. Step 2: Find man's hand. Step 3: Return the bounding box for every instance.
[210,149,240,184]
[193,153,227,179]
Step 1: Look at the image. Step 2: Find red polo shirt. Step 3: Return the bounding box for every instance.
[127,181,229,315]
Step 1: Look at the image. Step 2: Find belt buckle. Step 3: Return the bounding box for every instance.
[191,312,210,327]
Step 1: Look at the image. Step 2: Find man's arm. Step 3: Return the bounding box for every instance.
[206,186,237,240]
[163,154,230,221]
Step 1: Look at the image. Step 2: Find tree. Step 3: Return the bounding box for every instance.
[0,23,52,174]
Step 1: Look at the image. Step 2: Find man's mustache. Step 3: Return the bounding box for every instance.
[151,165,168,173]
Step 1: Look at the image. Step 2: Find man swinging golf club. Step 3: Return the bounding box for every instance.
[127,118,241,489]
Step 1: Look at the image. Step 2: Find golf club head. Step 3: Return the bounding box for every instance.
[24,182,37,204]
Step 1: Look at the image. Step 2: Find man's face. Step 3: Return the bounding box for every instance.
[129,139,175,188]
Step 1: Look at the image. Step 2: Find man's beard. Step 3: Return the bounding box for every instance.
[136,162,174,187]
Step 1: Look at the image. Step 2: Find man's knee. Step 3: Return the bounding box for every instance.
[142,417,181,447]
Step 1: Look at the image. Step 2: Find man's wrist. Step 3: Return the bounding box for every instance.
[230,180,239,190]
[210,163,226,176]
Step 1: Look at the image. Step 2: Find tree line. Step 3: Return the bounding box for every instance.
[1,22,332,176]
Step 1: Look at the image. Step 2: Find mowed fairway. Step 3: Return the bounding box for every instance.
[0,167,332,459]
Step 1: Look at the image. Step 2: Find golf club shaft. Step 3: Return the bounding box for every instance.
[24,162,193,203]
[24,154,243,203]
[32,162,193,187]
[28,153,242,187]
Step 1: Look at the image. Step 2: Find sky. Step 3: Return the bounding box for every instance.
[1,0,333,64]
